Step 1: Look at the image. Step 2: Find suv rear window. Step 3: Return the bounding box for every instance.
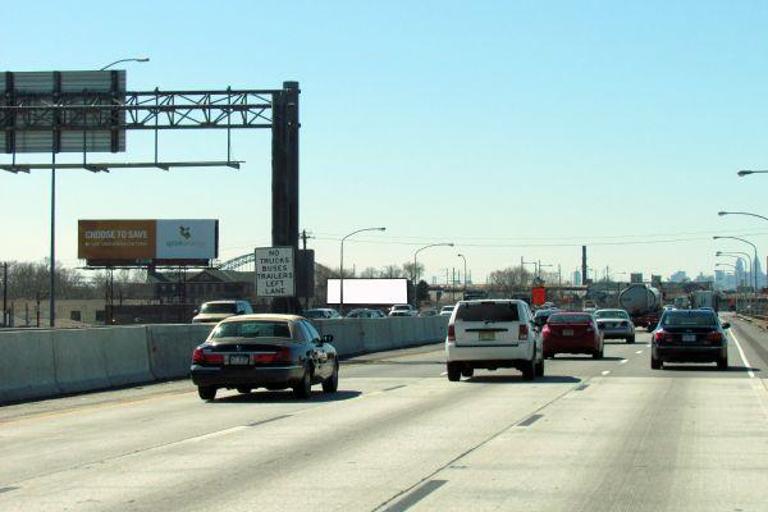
[456,302,519,322]
[211,321,292,339]
[548,314,592,324]
[201,303,236,314]
[661,311,717,327]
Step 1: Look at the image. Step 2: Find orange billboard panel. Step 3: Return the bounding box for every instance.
[78,220,156,261]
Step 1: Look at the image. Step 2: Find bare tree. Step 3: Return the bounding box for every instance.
[487,266,532,296]
[402,261,424,282]
[380,265,404,278]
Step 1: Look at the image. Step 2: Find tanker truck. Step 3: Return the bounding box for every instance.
[618,284,662,330]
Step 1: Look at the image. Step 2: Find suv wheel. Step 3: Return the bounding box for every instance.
[535,358,545,376]
[521,360,536,381]
[447,362,462,382]
[461,367,474,378]
[198,386,217,401]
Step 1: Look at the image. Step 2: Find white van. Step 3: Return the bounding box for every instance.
[445,299,543,381]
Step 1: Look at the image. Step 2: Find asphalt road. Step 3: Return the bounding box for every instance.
[1,314,767,511]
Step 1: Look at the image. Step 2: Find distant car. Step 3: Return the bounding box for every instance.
[651,309,730,370]
[190,314,339,400]
[594,309,636,343]
[346,308,386,319]
[532,308,559,329]
[191,300,253,324]
[419,309,438,317]
[445,299,543,381]
[439,305,455,316]
[542,312,604,359]
[304,308,342,320]
[389,304,418,317]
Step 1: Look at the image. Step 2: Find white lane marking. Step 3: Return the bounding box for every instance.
[619,359,628,365]
[601,370,611,376]
[635,350,643,354]
[440,371,447,376]
[729,329,755,378]
[645,343,651,347]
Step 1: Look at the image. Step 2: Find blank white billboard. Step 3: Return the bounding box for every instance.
[326,278,408,305]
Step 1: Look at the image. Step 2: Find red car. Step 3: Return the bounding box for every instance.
[542,312,604,359]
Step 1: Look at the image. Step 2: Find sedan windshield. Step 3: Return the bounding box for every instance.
[595,310,629,319]
[661,311,717,327]
[211,321,291,339]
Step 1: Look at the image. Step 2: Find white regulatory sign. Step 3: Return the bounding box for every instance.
[255,246,296,298]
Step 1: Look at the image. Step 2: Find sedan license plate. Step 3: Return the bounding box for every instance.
[563,329,574,336]
[479,331,495,341]
[682,334,697,343]
[228,354,250,365]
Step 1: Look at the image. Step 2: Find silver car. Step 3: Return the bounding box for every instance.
[594,309,636,343]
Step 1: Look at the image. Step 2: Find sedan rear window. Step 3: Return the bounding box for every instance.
[456,302,520,322]
[661,311,717,327]
[548,314,592,324]
[211,321,292,339]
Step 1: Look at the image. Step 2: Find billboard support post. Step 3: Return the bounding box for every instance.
[271,82,301,314]
[49,150,56,328]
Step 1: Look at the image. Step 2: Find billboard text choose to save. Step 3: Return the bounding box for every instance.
[78,219,218,264]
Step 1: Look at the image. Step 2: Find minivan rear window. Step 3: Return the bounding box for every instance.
[548,314,592,324]
[456,302,519,322]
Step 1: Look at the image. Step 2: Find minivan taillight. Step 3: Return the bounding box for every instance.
[519,323,529,340]
[447,323,456,341]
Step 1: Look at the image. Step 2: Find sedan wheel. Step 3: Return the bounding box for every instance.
[322,363,339,393]
[198,386,217,401]
[651,355,662,370]
[717,355,728,371]
[293,369,312,399]
[535,358,545,376]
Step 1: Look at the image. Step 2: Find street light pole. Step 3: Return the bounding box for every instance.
[339,227,386,315]
[713,236,758,292]
[716,252,750,288]
[457,254,467,292]
[100,57,150,70]
[413,243,454,305]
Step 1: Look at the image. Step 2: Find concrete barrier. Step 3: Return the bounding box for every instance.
[146,324,214,380]
[53,329,111,394]
[102,326,153,387]
[0,316,448,404]
[0,330,59,403]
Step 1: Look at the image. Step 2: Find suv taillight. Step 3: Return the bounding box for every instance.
[519,323,529,341]
[447,323,456,341]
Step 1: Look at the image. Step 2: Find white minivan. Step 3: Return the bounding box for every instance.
[445,299,543,381]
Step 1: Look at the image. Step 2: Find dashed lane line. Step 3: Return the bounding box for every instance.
[601,370,611,376]
[635,350,643,354]
[619,359,628,365]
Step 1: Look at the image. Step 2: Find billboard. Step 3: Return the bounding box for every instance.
[1,70,127,153]
[255,247,296,298]
[326,278,408,305]
[78,219,218,265]
[531,287,547,306]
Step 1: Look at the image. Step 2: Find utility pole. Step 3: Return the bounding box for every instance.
[2,262,7,327]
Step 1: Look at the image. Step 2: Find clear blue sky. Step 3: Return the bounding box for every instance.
[4,0,768,283]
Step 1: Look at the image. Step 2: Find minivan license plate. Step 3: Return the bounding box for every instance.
[228,354,250,365]
[479,331,495,341]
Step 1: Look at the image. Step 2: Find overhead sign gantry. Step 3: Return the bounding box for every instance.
[1,70,302,324]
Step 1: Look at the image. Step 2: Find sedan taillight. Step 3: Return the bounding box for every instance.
[706,331,724,343]
[654,330,671,343]
[253,346,292,363]
[192,347,224,365]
